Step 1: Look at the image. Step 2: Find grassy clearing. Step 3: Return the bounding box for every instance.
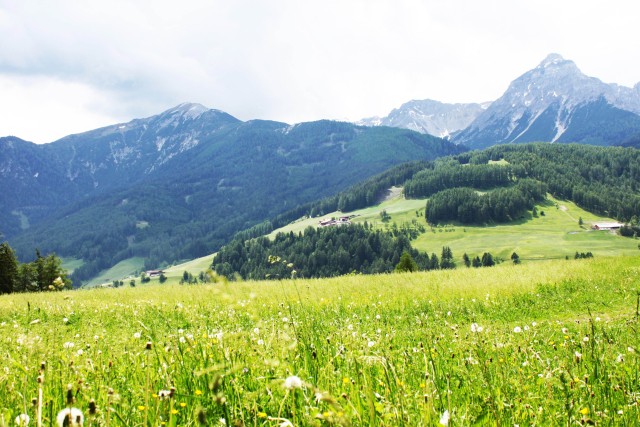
[1,256,640,425]
[61,258,84,275]
[84,257,146,287]
[164,255,216,279]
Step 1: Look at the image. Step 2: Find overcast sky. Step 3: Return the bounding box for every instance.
[1,0,639,144]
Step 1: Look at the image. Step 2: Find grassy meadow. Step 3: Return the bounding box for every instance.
[1,256,640,426]
[271,194,639,263]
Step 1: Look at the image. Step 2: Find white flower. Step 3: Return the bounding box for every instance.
[595,317,601,322]
[523,325,530,331]
[367,341,375,347]
[15,414,29,426]
[158,389,172,399]
[133,332,141,339]
[439,409,450,425]
[562,327,569,334]
[531,322,537,327]
[616,354,624,363]
[513,326,522,333]
[583,336,589,342]
[282,317,289,323]
[253,328,260,335]
[575,351,582,361]
[63,318,69,324]
[56,408,84,427]
[257,339,264,346]
[76,349,83,356]
[63,342,75,349]
[470,323,483,333]
[283,375,303,390]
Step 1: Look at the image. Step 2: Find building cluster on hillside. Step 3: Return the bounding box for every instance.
[318,216,354,227]
[591,222,623,231]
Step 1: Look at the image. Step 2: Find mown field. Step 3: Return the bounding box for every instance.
[1,256,639,426]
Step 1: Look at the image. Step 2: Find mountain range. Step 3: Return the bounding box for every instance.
[363,54,640,148]
[0,107,460,283]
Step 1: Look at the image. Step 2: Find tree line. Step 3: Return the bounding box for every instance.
[424,179,548,224]
[0,242,71,294]
[211,224,465,280]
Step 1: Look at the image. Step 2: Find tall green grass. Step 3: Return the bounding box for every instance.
[1,256,639,425]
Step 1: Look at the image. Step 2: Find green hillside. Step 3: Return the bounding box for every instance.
[268,192,638,263]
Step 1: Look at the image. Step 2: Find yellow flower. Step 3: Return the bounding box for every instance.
[137,406,146,411]
[342,377,350,385]
[171,409,179,415]
[195,389,203,396]
[580,407,589,415]
[179,402,187,408]
[257,412,267,419]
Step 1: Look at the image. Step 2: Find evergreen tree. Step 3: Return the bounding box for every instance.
[481,252,495,267]
[0,242,18,294]
[462,252,471,268]
[429,253,440,270]
[472,256,482,268]
[395,251,418,273]
[440,246,455,269]
[511,252,520,265]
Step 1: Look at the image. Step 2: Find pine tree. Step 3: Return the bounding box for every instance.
[395,251,418,273]
[0,242,18,294]
[462,253,471,268]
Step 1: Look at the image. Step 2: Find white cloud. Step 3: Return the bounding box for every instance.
[0,0,639,143]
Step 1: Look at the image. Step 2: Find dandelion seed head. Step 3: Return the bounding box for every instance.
[15,414,29,426]
[513,326,522,333]
[439,409,450,425]
[283,375,303,390]
[56,408,84,427]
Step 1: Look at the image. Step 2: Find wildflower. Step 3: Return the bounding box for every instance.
[562,327,569,334]
[616,354,624,363]
[63,318,69,324]
[257,412,267,418]
[283,375,303,390]
[513,326,522,333]
[15,414,29,426]
[580,407,589,415]
[439,409,450,425]
[367,340,375,347]
[575,351,582,362]
[77,349,83,356]
[257,339,264,346]
[63,342,75,349]
[195,389,203,396]
[282,317,289,323]
[158,389,172,399]
[470,323,483,333]
[253,328,260,335]
[583,336,589,342]
[56,408,84,427]
[531,321,537,327]
[133,332,141,339]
